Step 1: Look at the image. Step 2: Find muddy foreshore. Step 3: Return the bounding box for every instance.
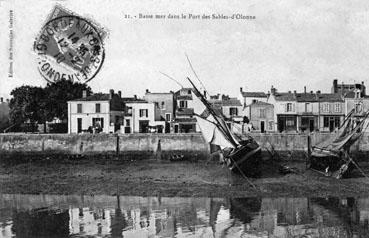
[1,156,369,198]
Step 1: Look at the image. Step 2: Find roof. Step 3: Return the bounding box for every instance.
[249,101,273,107]
[296,93,318,102]
[174,117,197,123]
[70,93,111,101]
[221,98,242,107]
[274,93,296,101]
[177,95,192,100]
[122,97,147,103]
[318,93,344,102]
[208,98,242,107]
[176,108,194,116]
[241,92,267,98]
[343,92,369,99]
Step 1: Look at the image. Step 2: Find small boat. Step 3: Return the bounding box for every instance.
[310,109,369,178]
[188,78,262,177]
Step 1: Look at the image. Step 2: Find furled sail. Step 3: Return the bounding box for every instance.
[195,115,234,149]
[313,110,369,156]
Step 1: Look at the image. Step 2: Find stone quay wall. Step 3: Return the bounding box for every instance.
[1,133,369,160]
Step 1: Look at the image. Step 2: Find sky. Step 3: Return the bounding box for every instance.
[1,0,369,100]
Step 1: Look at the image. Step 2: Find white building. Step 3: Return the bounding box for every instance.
[122,99,165,133]
[67,90,124,134]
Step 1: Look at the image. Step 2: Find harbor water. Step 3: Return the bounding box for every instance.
[1,194,369,237]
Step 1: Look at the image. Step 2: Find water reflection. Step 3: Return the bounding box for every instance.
[0,194,369,237]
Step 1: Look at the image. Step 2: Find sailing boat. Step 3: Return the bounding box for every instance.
[188,78,262,177]
[310,109,369,178]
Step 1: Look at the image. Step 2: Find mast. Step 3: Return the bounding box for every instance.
[187,77,239,147]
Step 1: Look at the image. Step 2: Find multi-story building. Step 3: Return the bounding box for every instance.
[122,99,165,133]
[267,86,345,132]
[239,87,268,107]
[173,88,198,133]
[247,101,274,132]
[318,93,345,132]
[67,90,124,133]
[332,79,366,96]
[144,90,174,133]
[268,87,298,132]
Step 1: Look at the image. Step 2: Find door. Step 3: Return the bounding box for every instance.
[77,118,82,133]
[309,119,314,132]
[260,121,265,133]
[139,120,149,133]
[329,117,335,132]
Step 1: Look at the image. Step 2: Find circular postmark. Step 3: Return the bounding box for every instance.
[34,15,105,83]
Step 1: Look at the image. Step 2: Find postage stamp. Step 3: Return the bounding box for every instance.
[34,5,106,83]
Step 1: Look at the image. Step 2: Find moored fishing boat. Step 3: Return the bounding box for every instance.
[188,78,262,177]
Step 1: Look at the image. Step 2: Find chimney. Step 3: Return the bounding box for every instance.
[134,95,137,100]
[293,90,296,94]
[288,91,291,93]
[146,89,150,94]
[316,90,321,94]
[0,97,3,103]
[310,91,313,94]
[240,87,243,93]
[118,90,122,98]
[82,90,87,98]
[271,86,276,95]
[109,89,114,99]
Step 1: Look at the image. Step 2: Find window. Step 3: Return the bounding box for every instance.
[323,116,329,127]
[125,119,130,126]
[286,118,295,126]
[179,100,188,108]
[334,103,341,113]
[229,107,238,116]
[77,104,82,113]
[187,90,191,94]
[286,103,293,112]
[259,109,266,118]
[334,117,340,127]
[305,103,312,112]
[268,121,273,131]
[355,103,362,113]
[322,103,329,113]
[355,91,361,98]
[139,109,148,117]
[165,113,171,121]
[95,103,101,113]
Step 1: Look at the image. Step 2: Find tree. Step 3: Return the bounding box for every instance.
[9,86,46,129]
[9,80,92,132]
[44,80,92,121]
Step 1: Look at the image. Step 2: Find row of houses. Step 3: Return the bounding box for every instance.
[67,88,243,134]
[66,79,369,134]
[241,79,368,133]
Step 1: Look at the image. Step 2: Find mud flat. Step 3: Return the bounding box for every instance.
[1,157,369,197]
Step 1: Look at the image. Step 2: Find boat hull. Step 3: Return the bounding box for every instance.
[310,150,354,178]
[225,139,262,177]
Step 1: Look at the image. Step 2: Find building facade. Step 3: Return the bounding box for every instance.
[122,100,165,133]
[67,90,124,134]
[247,101,274,132]
[173,88,198,133]
[144,90,174,133]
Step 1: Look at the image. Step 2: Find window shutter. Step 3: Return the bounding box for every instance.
[292,103,295,112]
[284,103,287,112]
